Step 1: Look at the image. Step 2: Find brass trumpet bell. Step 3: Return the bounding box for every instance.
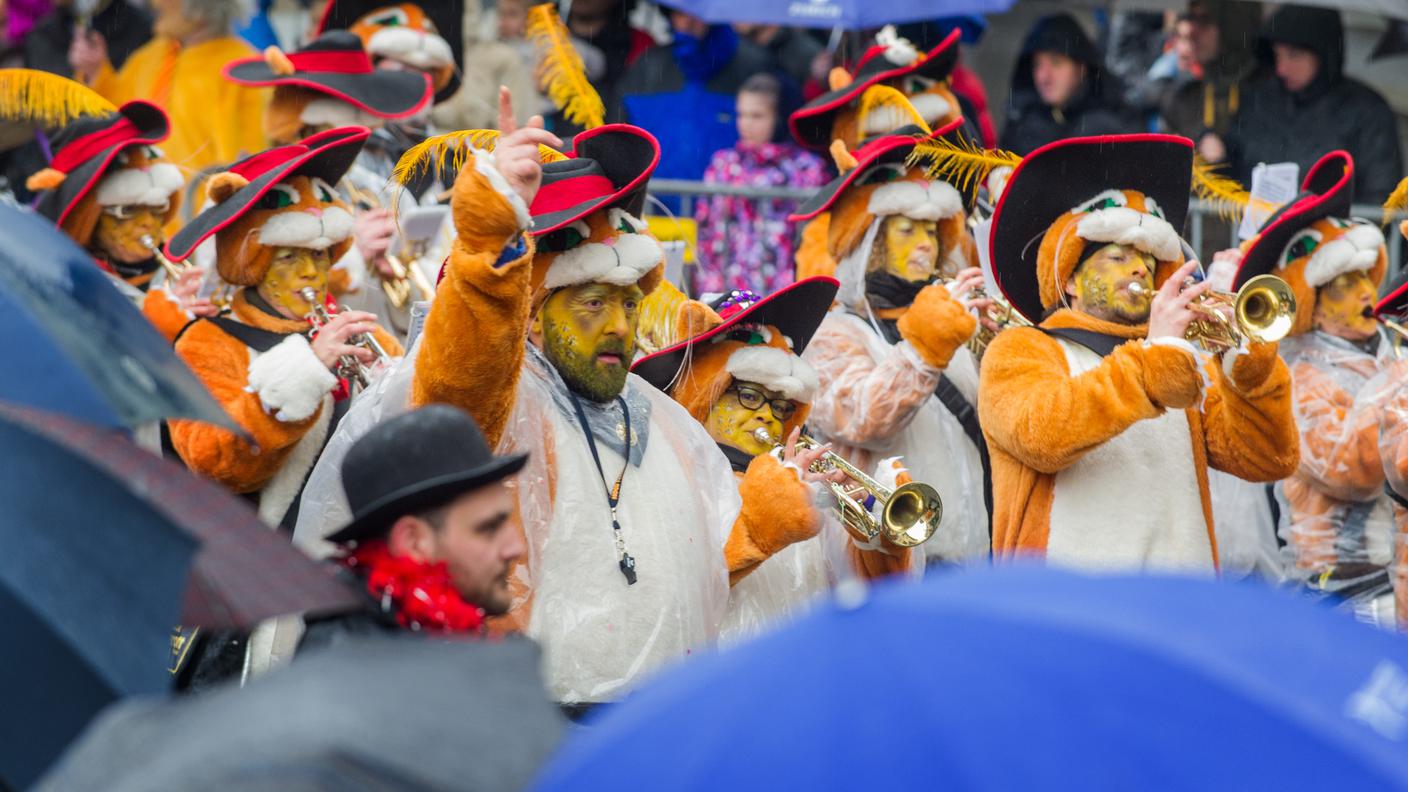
[1183,274,1297,352]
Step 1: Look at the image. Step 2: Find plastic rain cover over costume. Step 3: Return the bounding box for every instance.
[1377,361,1408,630]
[1278,331,1407,624]
[296,336,737,704]
[801,219,988,563]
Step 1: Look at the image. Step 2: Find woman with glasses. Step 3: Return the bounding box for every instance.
[633,278,921,642]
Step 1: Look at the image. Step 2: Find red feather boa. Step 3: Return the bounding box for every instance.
[342,539,485,634]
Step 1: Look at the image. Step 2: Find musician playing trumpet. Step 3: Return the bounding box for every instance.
[979,134,1297,573]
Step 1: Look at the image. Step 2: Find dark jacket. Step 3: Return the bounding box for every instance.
[23,2,153,77]
[298,568,403,656]
[1225,5,1404,204]
[999,14,1138,156]
[1161,0,1265,139]
[609,25,778,185]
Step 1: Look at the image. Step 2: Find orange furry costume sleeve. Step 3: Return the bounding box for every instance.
[725,455,821,585]
[410,152,533,446]
[168,322,336,492]
[1288,359,1408,501]
[1201,342,1299,482]
[141,288,195,342]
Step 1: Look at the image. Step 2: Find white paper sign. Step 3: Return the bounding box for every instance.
[1238,162,1301,241]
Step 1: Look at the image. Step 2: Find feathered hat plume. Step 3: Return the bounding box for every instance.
[906,134,1021,202]
[0,69,116,127]
[526,3,605,129]
[391,128,568,211]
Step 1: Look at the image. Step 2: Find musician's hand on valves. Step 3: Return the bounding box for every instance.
[310,310,380,370]
[353,208,395,269]
[949,267,999,333]
[170,268,218,317]
[1147,260,1210,344]
[494,87,564,210]
[780,427,848,486]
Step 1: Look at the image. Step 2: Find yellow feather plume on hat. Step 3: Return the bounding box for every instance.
[1191,158,1250,223]
[0,69,115,127]
[635,278,690,356]
[526,3,605,129]
[391,128,567,211]
[855,84,929,137]
[906,134,1021,202]
[1385,176,1408,222]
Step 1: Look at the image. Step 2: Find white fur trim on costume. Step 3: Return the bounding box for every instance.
[542,232,663,290]
[368,26,454,69]
[257,205,354,250]
[867,179,963,222]
[1147,335,1199,358]
[472,149,531,230]
[1074,206,1181,263]
[94,163,182,207]
[1301,223,1386,288]
[257,396,333,527]
[909,92,952,125]
[726,345,819,401]
[299,97,383,128]
[245,334,338,422]
[875,25,919,66]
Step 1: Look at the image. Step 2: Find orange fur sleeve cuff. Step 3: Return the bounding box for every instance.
[725,454,821,585]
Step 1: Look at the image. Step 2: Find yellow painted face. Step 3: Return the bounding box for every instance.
[536,282,644,402]
[1313,270,1378,342]
[257,246,333,319]
[879,215,940,282]
[92,206,166,264]
[1068,243,1156,324]
[706,380,792,456]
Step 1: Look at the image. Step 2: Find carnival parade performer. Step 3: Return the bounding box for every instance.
[1373,196,1408,629]
[978,133,1298,572]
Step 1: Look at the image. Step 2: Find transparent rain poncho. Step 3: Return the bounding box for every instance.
[1276,332,1407,613]
[296,337,738,704]
[1376,374,1408,629]
[800,219,989,564]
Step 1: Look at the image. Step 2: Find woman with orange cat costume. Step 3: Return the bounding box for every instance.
[296,102,823,707]
[979,134,1297,572]
[164,126,401,532]
[1238,151,1401,622]
[797,120,990,566]
[632,278,920,640]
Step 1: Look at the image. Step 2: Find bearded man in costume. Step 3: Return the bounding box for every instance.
[296,93,826,707]
[1236,151,1401,624]
[24,97,211,340]
[631,278,924,640]
[797,121,990,565]
[979,134,1298,572]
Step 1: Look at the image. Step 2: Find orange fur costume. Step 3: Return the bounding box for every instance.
[980,135,1298,571]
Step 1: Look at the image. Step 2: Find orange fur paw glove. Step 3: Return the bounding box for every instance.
[725,454,821,581]
[451,152,531,254]
[1141,341,1202,410]
[897,283,977,370]
[1222,341,1281,393]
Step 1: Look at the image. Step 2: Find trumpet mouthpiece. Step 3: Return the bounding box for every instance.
[299,287,317,302]
[752,428,777,445]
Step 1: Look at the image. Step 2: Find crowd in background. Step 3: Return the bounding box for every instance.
[0,0,1404,291]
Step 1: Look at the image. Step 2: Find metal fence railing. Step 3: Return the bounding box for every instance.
[648,179,1408,279]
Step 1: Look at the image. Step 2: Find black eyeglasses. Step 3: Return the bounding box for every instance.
[731,384,797,420]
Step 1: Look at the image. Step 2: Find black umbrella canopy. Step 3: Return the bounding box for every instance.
[0,204,237,431]
[39,637,567,792]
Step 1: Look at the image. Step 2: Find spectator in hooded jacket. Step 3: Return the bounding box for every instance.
[998,13,1137,156]
[1160,0,1263,143]
[1209,4,1403,204]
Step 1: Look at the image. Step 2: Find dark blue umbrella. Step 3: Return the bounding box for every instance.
[0,203,235,430]
[534,567,1408,791]
[657,0,1015,31]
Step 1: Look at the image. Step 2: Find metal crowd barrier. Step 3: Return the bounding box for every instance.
[647,179,1407,278]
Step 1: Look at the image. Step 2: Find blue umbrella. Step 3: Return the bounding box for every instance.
[534,566,1408,791]
[0,204,235,430]
[657,0,1015,31]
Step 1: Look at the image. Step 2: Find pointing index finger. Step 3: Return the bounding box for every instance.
[498,86,517,136]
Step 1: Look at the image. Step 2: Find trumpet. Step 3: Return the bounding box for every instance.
[754,429,941,548]
[141,234,233,309]
[1377,314,1408,358]
[937,278,1033,360]
[1129,274,1296,353]
[341,179,436,310]
[300,287,389,389]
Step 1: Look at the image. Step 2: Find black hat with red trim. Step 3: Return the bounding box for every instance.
[1233,150,1354,289]
[31,100,170,226]
[789,117,968,222]
[789,28,960,151]
[225,31,433,119]
[166,126,371,261]
[316,0,464,103]
[529,124,660,235]
[988,134,1193,324]
[630,276,840,394]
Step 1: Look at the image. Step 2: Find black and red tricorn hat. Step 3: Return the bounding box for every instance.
[166,126,371,261]
[529,124,661,236]
[789,28,960,151]
[789,117,968,222]
[33,100,170,226]
[1233,150,1354,289]
[988,134,1194,324]
[224,31,433,119]
[630,276,839,393]
[316,0,465,103]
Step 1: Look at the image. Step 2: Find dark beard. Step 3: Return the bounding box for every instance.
[544,334,631,403]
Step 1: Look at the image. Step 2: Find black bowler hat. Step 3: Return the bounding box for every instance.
[328,405,528,544]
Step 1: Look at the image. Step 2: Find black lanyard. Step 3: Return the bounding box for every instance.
[568,392,638,585]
